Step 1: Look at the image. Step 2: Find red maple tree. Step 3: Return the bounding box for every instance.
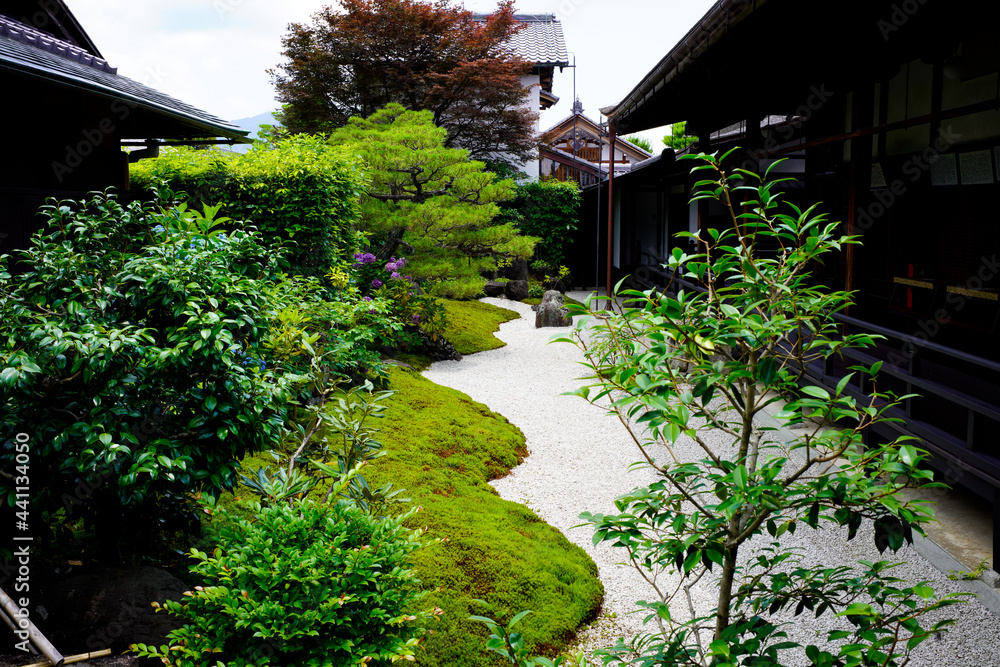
[270,0,539,168]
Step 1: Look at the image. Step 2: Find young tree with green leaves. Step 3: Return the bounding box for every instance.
[329,103,536,298]
[623,134,655,153]
[663,121,699,151]
[556,150,965,666]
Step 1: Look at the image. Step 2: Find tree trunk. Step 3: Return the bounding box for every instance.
[375,227,407,261]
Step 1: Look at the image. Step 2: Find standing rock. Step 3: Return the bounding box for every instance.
[504,279,529,301]
[543,277,568,293]
[31,566,187,654]
[483,281,506,297]
[504,259,529,282]
[414,328,463,361]
[535,290,573,328]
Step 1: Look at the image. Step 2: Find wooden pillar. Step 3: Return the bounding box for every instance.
[606,122,617,300]
[993,487,1000,565]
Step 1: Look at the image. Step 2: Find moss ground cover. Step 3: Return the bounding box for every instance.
[369,366,602,666]
[438,298,520,354]
[226,297,601,666]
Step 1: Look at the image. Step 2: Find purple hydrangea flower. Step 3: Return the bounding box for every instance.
[363,296,372,302]
[412,314,420,323]
[391,272,401,280]
[369,308,377,314]
[352,252,377,268]
[371,279,383,289]
[385,262,398,272]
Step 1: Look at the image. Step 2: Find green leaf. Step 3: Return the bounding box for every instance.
[807,501,820,528]
[801,385,829,400]
[898,444,918,467]
[733,465,747,491]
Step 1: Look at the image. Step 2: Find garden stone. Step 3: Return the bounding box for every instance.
[505,279,529,301]
[414,328,462,361]
[484,280,506,297]
[504,259,529,282]
[31,566,187,655]
[543,277,567,293]
[535,290,573,328]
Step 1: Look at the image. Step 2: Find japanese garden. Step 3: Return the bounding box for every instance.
[3,0,1000,666]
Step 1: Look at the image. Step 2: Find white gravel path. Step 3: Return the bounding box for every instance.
[421,295,1000,666]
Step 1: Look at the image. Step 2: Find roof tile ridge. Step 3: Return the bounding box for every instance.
[0,14,117,74]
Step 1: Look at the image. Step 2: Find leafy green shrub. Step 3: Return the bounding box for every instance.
[497,180,581,269]
[138,385,436,666]
[0,193,297,552]
[130,135,363,274]
[562,151,964,664]
[264,272,396,383]
[133,488,434,666]
[367,367,603,667]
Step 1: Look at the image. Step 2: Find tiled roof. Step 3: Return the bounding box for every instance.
[473,13,569,67]
[0,14,114,73]
[0,15,248,141]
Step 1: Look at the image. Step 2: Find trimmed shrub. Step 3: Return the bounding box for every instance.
[133,494,434,666]
[497,180,581,270]
[129,136,363,274]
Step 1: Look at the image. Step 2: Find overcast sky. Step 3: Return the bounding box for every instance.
[68,0,716,150]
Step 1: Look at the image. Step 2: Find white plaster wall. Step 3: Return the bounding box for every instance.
[519,73,541,181]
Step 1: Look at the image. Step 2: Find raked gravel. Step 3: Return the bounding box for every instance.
[421,294,1000,666]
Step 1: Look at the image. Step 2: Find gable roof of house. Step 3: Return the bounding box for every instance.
[542,112,653,160]
[0,11,248,143]
[472,13,569,68]
[3,0,101,57]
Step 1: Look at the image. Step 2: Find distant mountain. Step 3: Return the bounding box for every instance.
[228,112,279,153]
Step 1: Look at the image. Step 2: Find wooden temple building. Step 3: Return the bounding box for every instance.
[575,0,1000,558]
[0,0,249,260]
[539,100,651,186]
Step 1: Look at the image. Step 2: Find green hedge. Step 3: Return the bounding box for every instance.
[497,180,581,270]
[129,136,363,274]
[369,367,602,666]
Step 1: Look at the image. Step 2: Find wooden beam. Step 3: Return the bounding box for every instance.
[773,96,1000,156]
